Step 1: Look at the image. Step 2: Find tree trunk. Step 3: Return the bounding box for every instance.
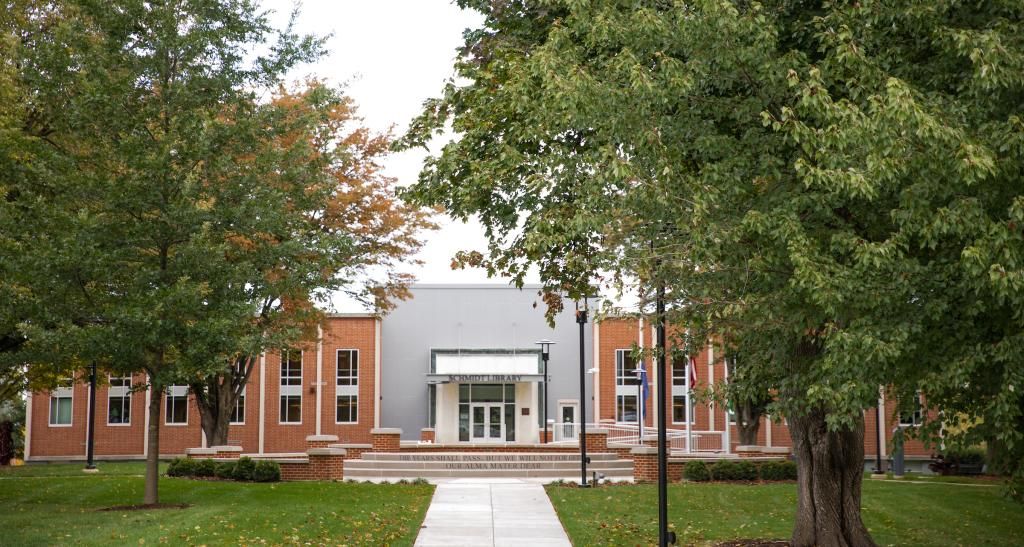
[197,392,233,447]
[736,402,762,446]
[0,420,12,465]
[790,409,876,547]
[193,355,256,448]
[144,380,162,506]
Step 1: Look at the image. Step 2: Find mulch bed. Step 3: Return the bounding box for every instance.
[716,541,790,547]
[98,503,190,512]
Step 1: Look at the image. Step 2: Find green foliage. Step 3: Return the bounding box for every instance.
[166,458,195,478]
[759,460,798,481]
[193,459,217,478]
[214,461,236,480]
[683,460,710,482]
[709,460,759,482]
[402,0,1024,508]
[252,460,281,483]
[944,446,987,467]
[232,456,256,481]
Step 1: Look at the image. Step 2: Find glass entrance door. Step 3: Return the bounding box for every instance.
[471,403,504,442]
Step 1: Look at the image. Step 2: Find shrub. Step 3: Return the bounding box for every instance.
[760,460,798,481]
[946,446,986,466]
[166,457,185,477]
[215,461,236,479]
[252,460,281,482]
[710,460,758,481]
[167,457,197,477]
[233,456,256,481]
[683,460,710,482]
[194,458,217,478]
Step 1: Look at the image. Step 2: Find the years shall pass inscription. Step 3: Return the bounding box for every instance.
[396,454,581,462]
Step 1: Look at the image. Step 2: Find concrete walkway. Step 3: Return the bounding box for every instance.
[414,479,572,547]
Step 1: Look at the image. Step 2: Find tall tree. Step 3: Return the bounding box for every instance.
[403,0,1023,544]
[4,0,329,504]
[188,84,432,447]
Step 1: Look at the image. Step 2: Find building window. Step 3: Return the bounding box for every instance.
[899,393,924,427]
[615,349,638,422]
[165,385,188,425]
[107,375,132,425]
[336,349,358,423]
[279,349,302,424]
[49,380,73,426]
[230,387,246,424]
[671,356,695,424]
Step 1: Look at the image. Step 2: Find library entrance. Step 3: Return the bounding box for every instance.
[471,403,505,442]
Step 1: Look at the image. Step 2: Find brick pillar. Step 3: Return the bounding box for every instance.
[211,446,243,459]
[736,445,792,458]
[334,443,371,461]
[420,428,435,443]
[307,448,346,480]
[631,446,659,483]
[371,428,402,452]
[186,446,243,459]
[306,434,340,450]
[584,429,608,452]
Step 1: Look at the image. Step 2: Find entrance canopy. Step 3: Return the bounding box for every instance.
[427,349,544,383]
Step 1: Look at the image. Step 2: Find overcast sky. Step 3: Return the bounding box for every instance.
[261,0,540,312]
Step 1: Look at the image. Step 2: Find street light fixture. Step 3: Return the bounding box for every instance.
[575,299,590,488]
[84,362,97,472]
[535,339,555,444]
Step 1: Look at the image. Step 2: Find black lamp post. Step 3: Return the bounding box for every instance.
[656,284,675,545]
[873,401,884,474]
[85,361,97,471]
[535,339,555,444]
[575,301,590,487]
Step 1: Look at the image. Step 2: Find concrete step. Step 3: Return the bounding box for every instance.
[342,451,633,479]
[342,466,634,479]
[360,451,619,462]
[343,459,632,471]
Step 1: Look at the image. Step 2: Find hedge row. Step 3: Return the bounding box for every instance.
[683,459,797,482]
[167,456,280,482]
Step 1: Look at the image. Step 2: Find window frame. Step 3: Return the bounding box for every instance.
[48,379,74,427]
[279,349,303,424]
[106,374,132,426]
[614,349,640,423]
[230,386,246,425]
[335,349,359,424]
[898,393,924,427]
[670,356,695,425]
[164,385,189,426]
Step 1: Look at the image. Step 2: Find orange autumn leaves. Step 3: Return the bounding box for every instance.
[224,82,433,314]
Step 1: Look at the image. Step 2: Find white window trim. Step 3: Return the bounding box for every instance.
[671,358,695,425]
[48,383,74,427]
[899,393,924,427]
[279,350,303,425]
[335,349,359,424]
[230,386,246,425]
[106,374,132,426]
[164,385,189,426]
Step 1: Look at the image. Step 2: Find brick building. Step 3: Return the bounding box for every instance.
[25,285,933,471]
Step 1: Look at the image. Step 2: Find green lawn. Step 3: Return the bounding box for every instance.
[0,462,433,546]
[546,480,1024,546]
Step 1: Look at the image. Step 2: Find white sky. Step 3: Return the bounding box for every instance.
[262,1,538,313]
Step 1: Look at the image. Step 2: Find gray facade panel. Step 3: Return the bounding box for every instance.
[380,285,595,440]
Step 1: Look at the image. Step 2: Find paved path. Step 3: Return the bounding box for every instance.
[414,479,572,547]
